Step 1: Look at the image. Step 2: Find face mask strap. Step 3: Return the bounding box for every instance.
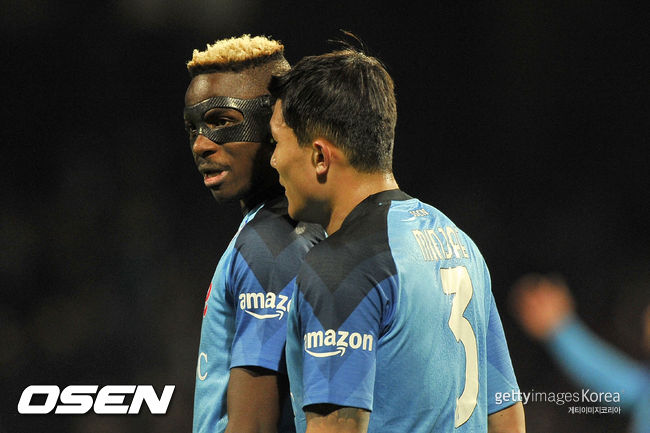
[184,95,273,144]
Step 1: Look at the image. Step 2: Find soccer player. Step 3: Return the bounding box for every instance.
[184,35,325,433]
[268,46,526,432]
[511,273,650,433]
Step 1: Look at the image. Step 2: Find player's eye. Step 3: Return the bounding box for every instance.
[206,117,237,128]
[185,121,198,137]
[204,108,243,129]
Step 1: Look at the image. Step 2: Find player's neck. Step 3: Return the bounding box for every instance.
[239,182,284,215]
[325,171,398,234]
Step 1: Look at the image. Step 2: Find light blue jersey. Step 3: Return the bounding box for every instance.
[193,196,323,433]
[287,190,520,432]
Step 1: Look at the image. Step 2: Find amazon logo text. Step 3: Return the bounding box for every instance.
[304,329,374,357]
[238,292,291,319]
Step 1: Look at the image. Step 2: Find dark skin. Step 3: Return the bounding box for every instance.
[305,405,369,433]
[185,67,285,432]
[185,68,282,214]
[487,402,526,433]
[304,401,525,433]
[226,367,290,433]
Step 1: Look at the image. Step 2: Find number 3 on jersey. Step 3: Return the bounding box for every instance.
[440,266,479,428]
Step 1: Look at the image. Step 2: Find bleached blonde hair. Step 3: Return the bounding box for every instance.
[187,34,288,77]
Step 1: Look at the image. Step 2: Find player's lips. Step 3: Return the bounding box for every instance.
[203,170,229,187]
[199,165,230,188]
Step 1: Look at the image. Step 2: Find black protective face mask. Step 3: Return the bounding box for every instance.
[183,95,273,144]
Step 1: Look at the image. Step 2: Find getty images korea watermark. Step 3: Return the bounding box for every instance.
[495,389,622,415]
[17,385,175,414]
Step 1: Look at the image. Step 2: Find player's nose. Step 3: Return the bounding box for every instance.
[192,134,220,158]
[270,149,278,169]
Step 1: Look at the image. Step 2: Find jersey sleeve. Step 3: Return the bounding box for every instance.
[226,251,286,372]
[486,293,522,414]
[547,316,650,410]
[227,217,320,373]
[294,270,395,412]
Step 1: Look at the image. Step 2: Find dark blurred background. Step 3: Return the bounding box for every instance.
[1,1,648,432]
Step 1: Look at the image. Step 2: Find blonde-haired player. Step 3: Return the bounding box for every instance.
[187,34,289,75]
[184,34,324,433]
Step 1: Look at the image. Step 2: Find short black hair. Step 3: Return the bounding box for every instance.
[270,46,397,173]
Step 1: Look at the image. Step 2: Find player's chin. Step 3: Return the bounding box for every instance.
[209,185,240,204]
[289,202,320,226]
[287,200,304,222]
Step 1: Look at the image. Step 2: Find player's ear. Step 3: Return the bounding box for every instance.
[312,138,332,178]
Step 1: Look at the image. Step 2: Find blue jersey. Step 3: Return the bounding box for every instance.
[193,196,324,433]
[286,190,520,432]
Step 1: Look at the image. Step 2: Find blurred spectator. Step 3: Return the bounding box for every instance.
[510,273,649,433]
